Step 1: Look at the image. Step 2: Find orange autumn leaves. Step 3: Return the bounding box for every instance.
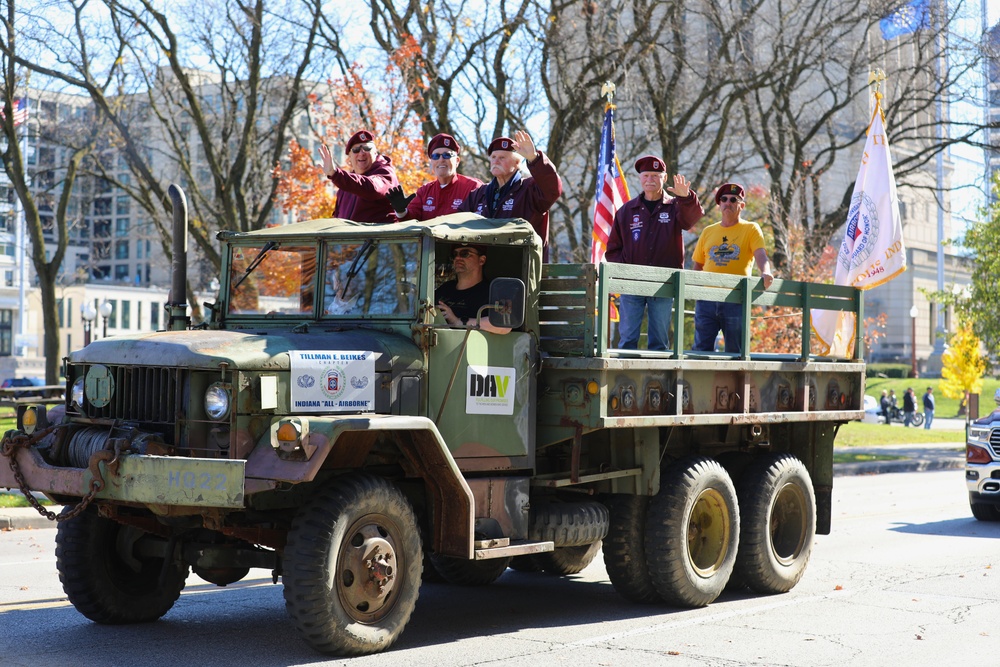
[273,38,428,222]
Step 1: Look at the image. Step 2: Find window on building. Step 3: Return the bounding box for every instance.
[151,302,160,329]
[115,241,129,260]
[137,301,143,329]
[3,270,11,287]
[0,310,11,356]
[121,301,131,329]
[108,300,118,328]
[95,265,110,279]
[93,219,112,238]
[116,196,130,215]
[114,264,129,280]
[115,219,129,237]
[57,298,64,327]
[67,298,72,327]
[93,198,112,215]
[136,239,143,259]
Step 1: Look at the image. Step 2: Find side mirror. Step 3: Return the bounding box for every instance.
[488,277,525,329]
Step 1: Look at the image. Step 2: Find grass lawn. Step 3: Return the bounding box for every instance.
[833,421,966,448]
[865,377,1000,418]
[0,492,53,507]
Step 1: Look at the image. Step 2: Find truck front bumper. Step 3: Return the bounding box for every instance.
[966,461,1000,507]
[1,443,245,509]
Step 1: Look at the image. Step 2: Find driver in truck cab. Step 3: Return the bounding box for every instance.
[435,243,511,334]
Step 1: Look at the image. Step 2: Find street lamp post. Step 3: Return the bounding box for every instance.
[81,301,97,346]
[909,304,919,378]
[99,300,114,338]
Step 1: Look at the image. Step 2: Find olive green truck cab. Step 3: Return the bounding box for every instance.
[2,187,865,655]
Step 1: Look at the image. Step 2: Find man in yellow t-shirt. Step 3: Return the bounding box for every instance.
[691,183,773,353]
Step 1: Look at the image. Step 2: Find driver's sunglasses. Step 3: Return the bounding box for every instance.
[351,144,375,154]
[430,151,456,160]
[719,195,743,203]
[452,249,479,259]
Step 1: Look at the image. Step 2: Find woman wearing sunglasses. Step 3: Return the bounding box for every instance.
[319,129,400,224]
[691,183,774,353]
[385,133,484,221]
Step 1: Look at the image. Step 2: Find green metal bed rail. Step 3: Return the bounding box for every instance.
[538,263,863,362]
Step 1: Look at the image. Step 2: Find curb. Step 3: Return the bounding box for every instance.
[833,457,965,477]
[0,507,63,531]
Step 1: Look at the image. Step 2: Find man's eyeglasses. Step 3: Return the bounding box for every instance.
[351,144,375,154]
[719,195,743,203]
[430,151,456,160]
[452,249,479,259]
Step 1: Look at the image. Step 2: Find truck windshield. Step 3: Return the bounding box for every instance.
[228,244,319,316]
[323,240,420,317]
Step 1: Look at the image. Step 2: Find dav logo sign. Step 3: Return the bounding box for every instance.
[466,365,516,415]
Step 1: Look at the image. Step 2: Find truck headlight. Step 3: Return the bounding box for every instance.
[71,377,84,407]
[969,426,992,442]
[204,383,231,421]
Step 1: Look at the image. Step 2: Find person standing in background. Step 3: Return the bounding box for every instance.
[923,386,935,429]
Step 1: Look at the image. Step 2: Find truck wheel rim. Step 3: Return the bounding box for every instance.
[688,488,731,577]
[770,482,807,564]
[337,515,401,623]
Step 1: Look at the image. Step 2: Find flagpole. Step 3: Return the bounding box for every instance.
[14,84,29,359]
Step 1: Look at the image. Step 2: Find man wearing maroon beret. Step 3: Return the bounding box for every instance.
[605,155,704,350]
[460,130,563,261]
[319,130,399,224]
[386,133,484,220]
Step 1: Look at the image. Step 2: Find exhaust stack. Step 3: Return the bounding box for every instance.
[167,184,191,331]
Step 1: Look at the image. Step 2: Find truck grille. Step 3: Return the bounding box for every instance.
[79,365,184,424]
[990,429,1000,457]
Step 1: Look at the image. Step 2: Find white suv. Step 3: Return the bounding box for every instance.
[966,388,1000,521]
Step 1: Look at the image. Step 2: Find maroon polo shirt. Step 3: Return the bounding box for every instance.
[405,173,484,221]
[329,154,399,224]
[605,191,704,268]
[461,151,563,260]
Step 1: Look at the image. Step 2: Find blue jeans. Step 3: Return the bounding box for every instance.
[924,409,934,429]
[903,411,914,427]
[618,295,673,351]
[694,301,744,353]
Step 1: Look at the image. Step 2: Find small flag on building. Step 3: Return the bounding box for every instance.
[811,89,906,357]
[591,91,629,264]
[0,98,29,126]
[880,0,931,40]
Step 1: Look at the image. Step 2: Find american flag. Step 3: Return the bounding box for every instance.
[0,98,29,126]
[590,103,629,264]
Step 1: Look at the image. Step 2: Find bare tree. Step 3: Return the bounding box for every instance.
[4,0,328,296]
[1,0,112,382]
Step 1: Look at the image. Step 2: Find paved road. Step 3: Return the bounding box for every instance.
[2,469,997,667]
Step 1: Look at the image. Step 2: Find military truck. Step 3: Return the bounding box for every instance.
[2,186,865,655]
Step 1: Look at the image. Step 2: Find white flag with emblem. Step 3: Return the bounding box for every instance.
[811,95,906,357]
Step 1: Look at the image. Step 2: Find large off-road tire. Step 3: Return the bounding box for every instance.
[429,554,511,586]
[603,495,661,604]
[535,541,602,575]
[528,499,609,547]
[735,453,815,594]
[971,502,1000,521]
[56,506,189,624]
[283,474,422,656]
[645,457,739,607]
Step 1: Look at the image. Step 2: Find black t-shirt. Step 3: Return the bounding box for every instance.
[436,279,490,325]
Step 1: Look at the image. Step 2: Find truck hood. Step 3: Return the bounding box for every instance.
[69,328,422,373]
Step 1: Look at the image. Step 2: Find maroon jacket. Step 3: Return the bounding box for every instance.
[405,173,484,221]
[605,191,704,268]
[329,154,399,224]
[461,151,562,260]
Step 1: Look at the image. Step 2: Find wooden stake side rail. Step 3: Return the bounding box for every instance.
[539,263,863,362]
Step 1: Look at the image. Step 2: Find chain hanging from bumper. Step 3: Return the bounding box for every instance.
[1,427,121,522]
